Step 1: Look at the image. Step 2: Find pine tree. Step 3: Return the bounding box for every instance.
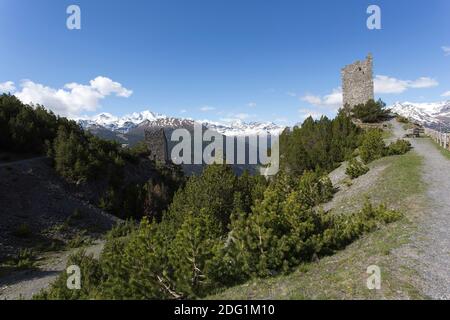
[168,210,222,297]
[359,129,386,163]
[165,164,238,230]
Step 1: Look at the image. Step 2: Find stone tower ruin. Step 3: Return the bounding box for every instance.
[341,54,374,109]
[144,128,169,164]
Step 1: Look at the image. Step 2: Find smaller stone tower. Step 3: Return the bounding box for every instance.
[341,54,374,109]
[144,128,169,164]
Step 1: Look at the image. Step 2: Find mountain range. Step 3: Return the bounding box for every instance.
[390,101,450,130]
[76,100,450,146]
[77,111,285,146]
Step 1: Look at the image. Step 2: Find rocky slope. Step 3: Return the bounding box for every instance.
[0,157,119,261]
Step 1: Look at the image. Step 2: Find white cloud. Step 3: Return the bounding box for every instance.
[442,46,450,56]
[0,81,16,93]
[298,108,325,120]
[301,88,343,109]
[374,76,408,94]
[179,109,187,114]
[7,76,132,117]
[408,77,439,89]
[302,95,322,105]
[88,76,133,97]
[247,102,257,107]
[374,75,438,94]
[286,92,297,97]
[442,91,450,97]
[200,105,216,112]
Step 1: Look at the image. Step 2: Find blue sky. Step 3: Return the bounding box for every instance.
[1,0,450,125]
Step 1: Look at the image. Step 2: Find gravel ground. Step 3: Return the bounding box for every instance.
[391,120,450,299]
[0,241,104,300]
[324,163,388,213]
[0,157,117,300]
[0,157,118,259]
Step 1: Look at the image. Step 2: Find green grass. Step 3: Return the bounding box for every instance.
[15,248,37,270]
[370,152,424,209]
[67,231,93,249]
[429,138,450,160]
[0,248,38,274]
[208,151,426,300]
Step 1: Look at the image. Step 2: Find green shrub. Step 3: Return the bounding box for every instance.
[346,158,369,179]
[67,231,91,249]
[359,129,387,164]
[107,219,138,239]
[396,115,409,124]
[168,211,223,297]
[315,201,402,255]
[164,165,241,231]
[36,196,402,300]
[97,218,176,299]
[210,195,402,287]
[296,171,334,207]
[34,250,103,300]
[387,139,412,156]
[209,180,321,281]
[15,248,36,269]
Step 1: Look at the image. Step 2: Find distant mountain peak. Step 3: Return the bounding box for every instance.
[390,101,450,130]
[200,119,283,136]
[77,110,285,136]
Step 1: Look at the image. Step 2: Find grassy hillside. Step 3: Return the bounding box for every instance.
[208,151,426,300]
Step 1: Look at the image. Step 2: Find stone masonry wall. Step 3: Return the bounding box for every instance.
[144,128,169,163]
[341,54,374,109]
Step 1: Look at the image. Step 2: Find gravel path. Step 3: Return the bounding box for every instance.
[0,241,104,300]
[391,120,450,299]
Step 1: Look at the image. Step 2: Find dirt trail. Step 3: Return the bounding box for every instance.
[391,120,450,299]
[0,241,104,300]
[0,156,47,168]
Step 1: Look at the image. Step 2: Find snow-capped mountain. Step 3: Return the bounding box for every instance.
[390,101,450,130]
[201,120,284,136]
[78,111,167,133]
[77,111,285,136]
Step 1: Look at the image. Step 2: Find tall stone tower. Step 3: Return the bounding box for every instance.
[341,54,374,109]
[144,128,169,164]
